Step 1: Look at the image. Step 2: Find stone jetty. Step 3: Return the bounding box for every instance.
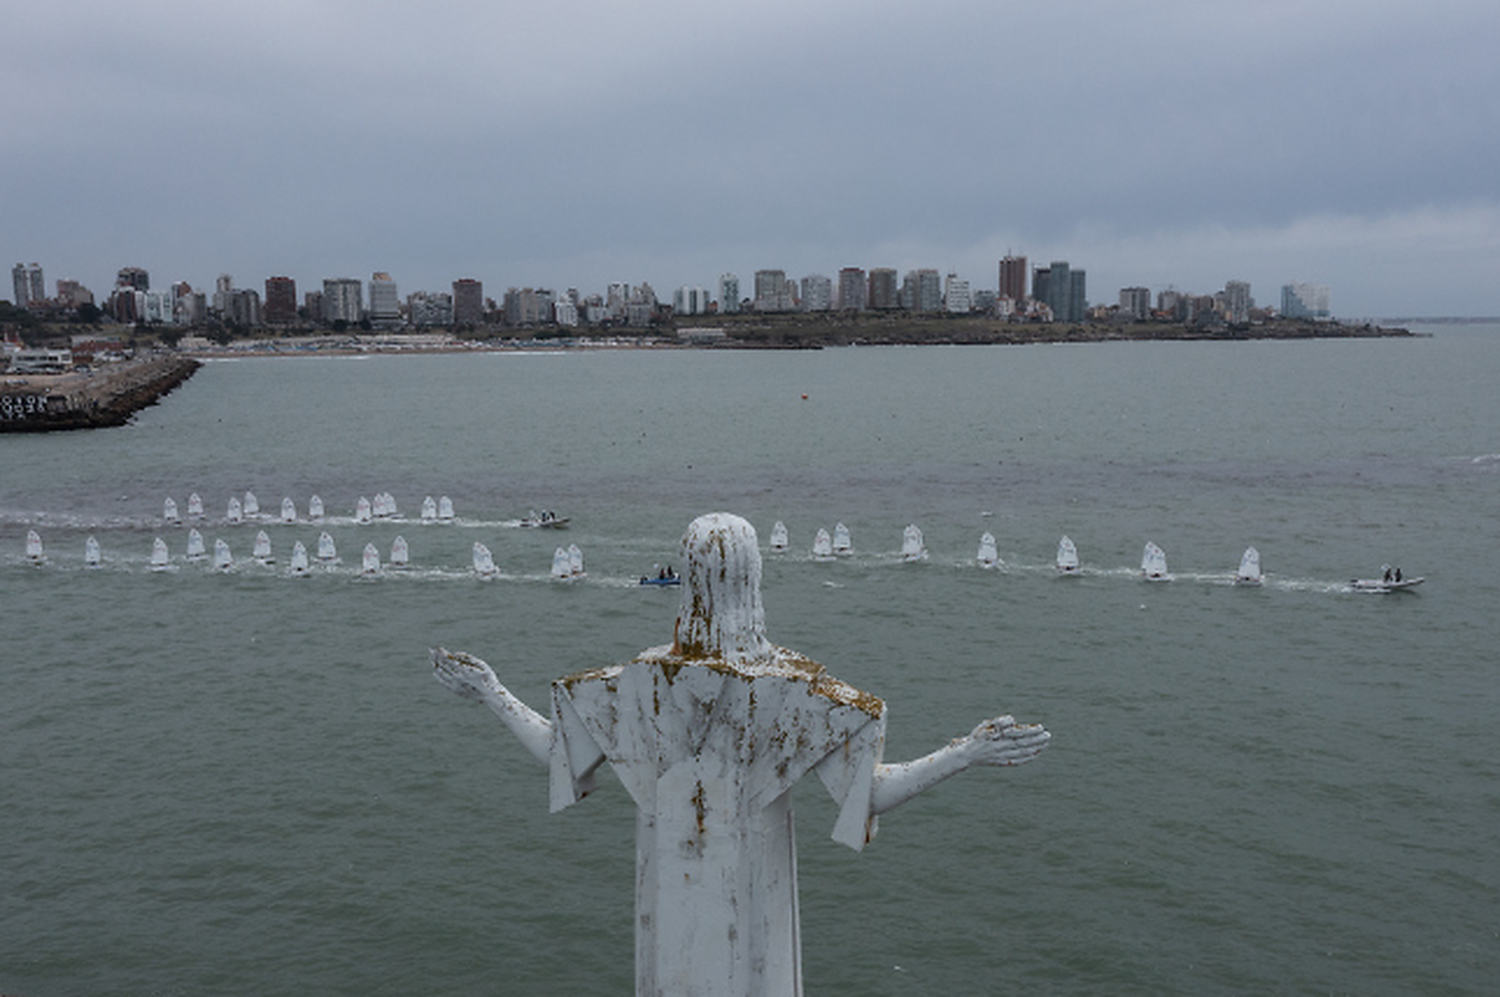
[0,356,200,432]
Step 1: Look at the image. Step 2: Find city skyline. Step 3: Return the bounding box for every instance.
[4,1,1497,318]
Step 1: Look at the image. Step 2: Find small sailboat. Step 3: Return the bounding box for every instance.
[163,497,180,524]
[383,492,397,518]
[84,535,102,568]
[812,528,834,560]
[390,535,409,569]
[317,531,338,562]
[977,531,1000,569]
[26,529,44,562]
[253,530,274,565]
[243,491,260,518]
[568,543,585,578]
[1141,541,1170,581]
[768,521,789,551]
[901,524,927,562]
[280,497,297,523]
[438,496,455,521]
[832,522,852,555]
[1056,535,1080,574]
[213,538,233,572]
[149,537,171,572]
[361,542,381,576]
[355,496,372,523]
[473,541,498,579]
[551,546,573,579]
[289,541,310,576]
[1234,546,1263,586]
[186,493,204,519]
[421,496,438,522]
[308,494,325,520]
[186,528,207,560]
[226,496,243,524]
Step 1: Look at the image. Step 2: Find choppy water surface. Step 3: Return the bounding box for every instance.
[3,326,1498,995]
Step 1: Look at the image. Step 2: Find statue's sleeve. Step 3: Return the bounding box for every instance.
[813,715,886,851]
[548,686,606,812]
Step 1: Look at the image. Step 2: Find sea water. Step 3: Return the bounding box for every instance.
[3,325,1498,995]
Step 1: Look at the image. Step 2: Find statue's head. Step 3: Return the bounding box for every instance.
[672,513,773,665]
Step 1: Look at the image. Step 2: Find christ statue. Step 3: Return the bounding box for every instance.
[433,512,1049,996]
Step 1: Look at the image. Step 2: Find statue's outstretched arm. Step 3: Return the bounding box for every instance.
[870,715,1049,816]
[431,647,552,767]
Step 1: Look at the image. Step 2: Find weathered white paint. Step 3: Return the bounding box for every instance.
[434,512,1049,997]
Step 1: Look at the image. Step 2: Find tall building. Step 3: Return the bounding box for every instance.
[213,274,233,315]
[718,273,740,313]
[503,287,556,326]
[408,291,453,328]
[1281,282,1329,320]
[1119,287,1151,320]
[867,268,898,310]
[800,274,832,312]
[998,254,1027,305]
[12,263,44,308]
[1222,280,1252,324]
[915,269,942,313]
[322,278,363,325]
[453,278,484,325]
[943,274,972,313]
[264,276,298,324]
[673,286,712,315]
[368,272,401,328]
[836,268,867,310]
[55,279,93,309]
[1037,261,1085,323]
[117,266,149,292]
[753,270,792,312]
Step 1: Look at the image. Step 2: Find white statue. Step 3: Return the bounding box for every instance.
[433,512,1048,996]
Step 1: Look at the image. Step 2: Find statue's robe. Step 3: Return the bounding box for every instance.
[547,646,887,997]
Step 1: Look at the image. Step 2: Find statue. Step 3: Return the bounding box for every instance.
[433,512,1049,996]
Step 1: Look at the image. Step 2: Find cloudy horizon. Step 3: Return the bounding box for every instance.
[5,0,1497,318]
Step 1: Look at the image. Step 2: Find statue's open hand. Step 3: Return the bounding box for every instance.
[963,715,1050,767]
[431,646,502,701]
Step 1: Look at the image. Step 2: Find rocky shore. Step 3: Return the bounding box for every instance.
[0,356,200,432]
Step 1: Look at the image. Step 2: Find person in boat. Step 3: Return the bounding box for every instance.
[1383,566,1393,583]
[1395,567,1402,583]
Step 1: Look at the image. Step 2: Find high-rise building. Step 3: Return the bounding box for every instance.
[55,279,93,309]
[1037,261,1084,323]
[673,286,712,315]
[753,270,792,312]
[1222,280,1252,324]
[998,254,1027,305]
[453,278,484,325]
[836,267,867,310]
[12,263,44,308]
[117,266,149,292]
[264,276,298,324]
[408,291,453,328]
[867,268,898,310]
[944,274,972,313]
[1119,287,1151,320]
[916,269,942,313]
[800,274,832,312]
[718,273,740,313]
[368,272,400,328]
[322,278,363,325]
[1281,282,1330,320]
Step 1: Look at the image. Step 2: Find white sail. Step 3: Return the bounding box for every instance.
[253,530,273,563]
[226,497,243,524]
[977,531,1000,568]
[383,492,397,518]
[361,542,381,576]
[150,537,170,571]
[438,496,454,521]
[371,493,388,518]
[317,531,337,562]
[568,543,584,577]
[390,535,409,568]
[551,546,573,578]
[186,492,203,518]
[186,528,206,560]
[901,524,927,561]
[1235,546,1263,585]
[25,529,43,561]
[421,496,437,522]
[213,538,233,571]
[308,494,325,520]
[832,522,852,554]
[1056,535,1080,573]
[280,497,297,523]
[472,541,497,578]
[289,541,310,575]
[243,491,259,518]
[812,528,833,559]
[355,496,372,523]
[1141,541,1169,580]
[84,535,101,568]
[163,497,180,523]
[768,521,789,551]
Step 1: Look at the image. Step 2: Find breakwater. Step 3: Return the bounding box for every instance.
[0,356,200,432]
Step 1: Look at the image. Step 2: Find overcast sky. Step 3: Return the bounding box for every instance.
[5,0,1498,317]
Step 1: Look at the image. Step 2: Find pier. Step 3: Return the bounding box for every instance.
[0,355,200,432]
